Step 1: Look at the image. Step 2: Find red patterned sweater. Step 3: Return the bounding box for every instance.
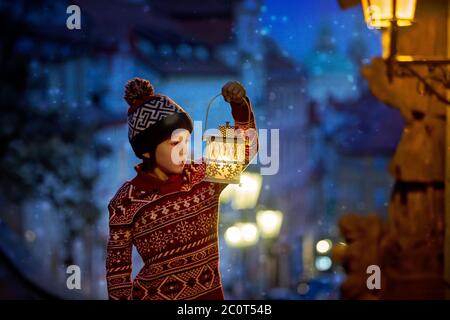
[106,99,257,300]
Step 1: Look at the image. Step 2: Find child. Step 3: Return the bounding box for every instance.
[106,78,258,300]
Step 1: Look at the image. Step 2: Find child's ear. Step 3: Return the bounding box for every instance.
[142,152,151,159]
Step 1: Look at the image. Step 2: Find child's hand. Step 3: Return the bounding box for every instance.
[222,81,246,104]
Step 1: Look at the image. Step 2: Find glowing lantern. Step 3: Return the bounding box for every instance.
[203,94,252,184]
[362,0,417,29]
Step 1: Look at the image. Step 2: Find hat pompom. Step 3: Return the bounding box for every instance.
[124,77,155,109]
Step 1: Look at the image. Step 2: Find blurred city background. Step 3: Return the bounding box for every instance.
[2,0,446,300]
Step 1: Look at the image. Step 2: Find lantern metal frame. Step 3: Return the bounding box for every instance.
[202,94,252,184]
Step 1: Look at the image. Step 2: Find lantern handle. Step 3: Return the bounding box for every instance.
[202,93,252,139]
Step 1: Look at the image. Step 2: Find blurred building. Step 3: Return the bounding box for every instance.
[17,0,308,298]
[299,22,403,282]
[0,0,406,300]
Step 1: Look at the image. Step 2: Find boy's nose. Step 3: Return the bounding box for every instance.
[179,144,186,157]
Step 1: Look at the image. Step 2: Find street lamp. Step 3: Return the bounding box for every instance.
[224,222,259,248]
[315,239,334,272]
[359,0,450,104]
[362,0,416,61]
[362,0,416,28]
[316,239,332,254]
[256,209,283,295]
[224,221,259,298]
[220,172,263,210]
[256,210,283,239]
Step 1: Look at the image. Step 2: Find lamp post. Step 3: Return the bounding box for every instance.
[224,222,259,298]
[221,172,263,298]
[315,239,333,272]
[256,210,283,296]
[362,0,449,296]
[360,0,450,103]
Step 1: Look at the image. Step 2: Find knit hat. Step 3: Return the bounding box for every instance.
[124,77,193,159]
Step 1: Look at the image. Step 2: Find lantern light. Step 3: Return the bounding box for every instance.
[240,223,259,243]
[256,210,283,239]
[219,183,235,204]
[203,94,253,184]
[204,132,246,184]
[361,0,417,29]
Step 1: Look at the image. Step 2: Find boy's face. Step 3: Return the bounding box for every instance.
[155,129,190,175]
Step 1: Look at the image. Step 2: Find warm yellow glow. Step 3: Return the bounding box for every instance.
[395,55,415,62]
[395,0,416,23]
[381,29,391,58]
[240,223,259,243]
[224,223,259,247]
[232,172,263,209]
[206,139,245,163]
[204,135,246,184]
[219,184,235,203]
[256,210,283,238]
[224,226,242,246]
[219,172,262,208]
[362,0,416,29]
[316,239,332,254]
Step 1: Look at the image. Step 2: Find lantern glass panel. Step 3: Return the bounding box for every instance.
[204,134,246,184]
[362,0,416,28]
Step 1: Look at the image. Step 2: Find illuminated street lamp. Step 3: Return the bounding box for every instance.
[220,172,263,210]
[316,239,332,254]
[233,173,263,209]
[224,221,259,298]
[314,239,334,273]
[224,225,242,247]
[224,222,259,248]
[220,169,262,297]
[362,0,416,29]
[362,0,416,60]
[358,0,450,103]
[256,210,283,239]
